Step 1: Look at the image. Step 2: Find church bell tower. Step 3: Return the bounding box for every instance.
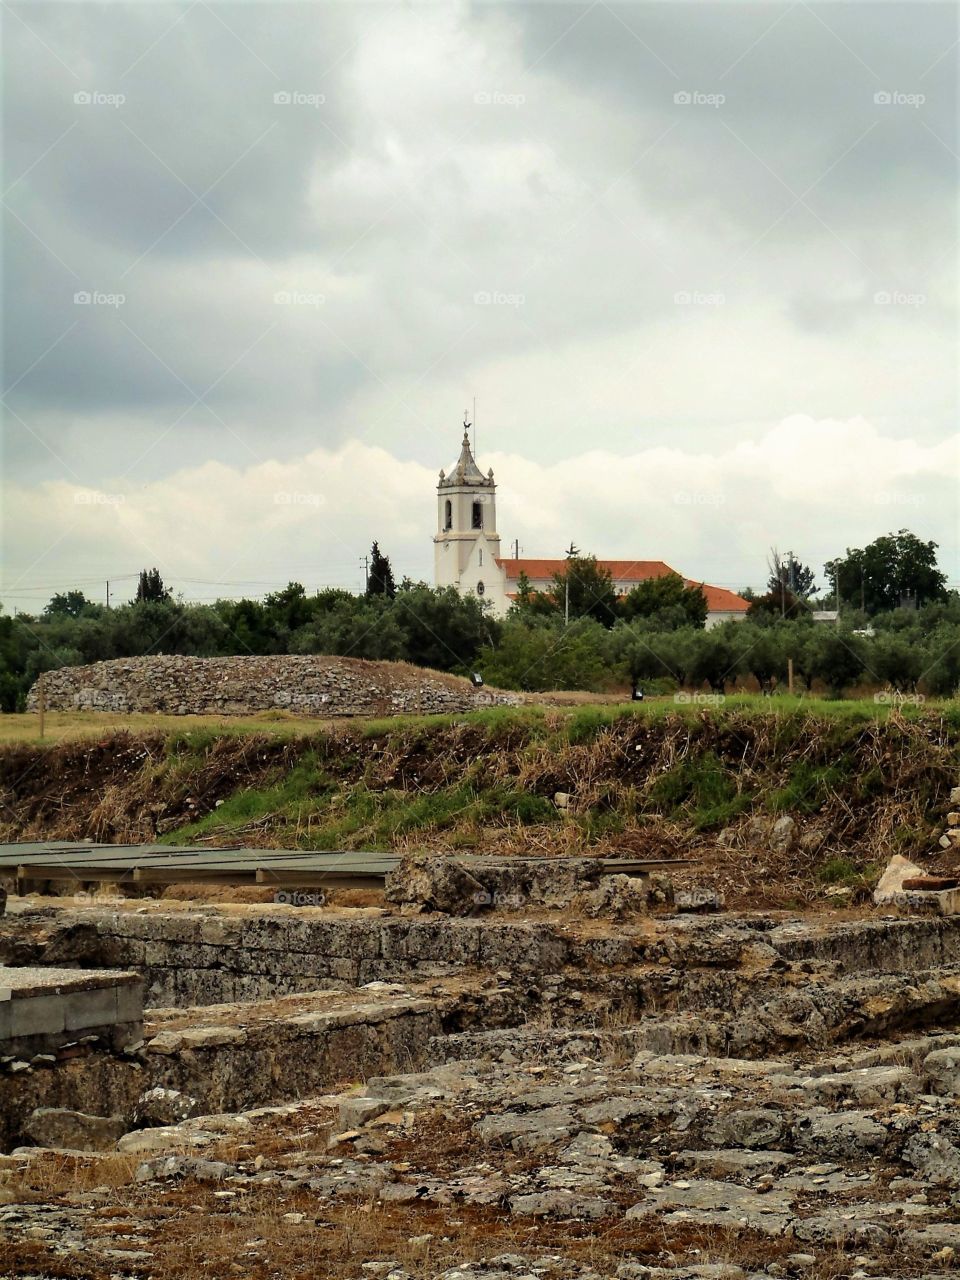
[433,415,501,603]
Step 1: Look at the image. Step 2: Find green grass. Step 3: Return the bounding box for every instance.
[765,760,852,815]
[816,855,879,887]
[646,750,753,830]
[4,692,956,747]
[163,753,329,842]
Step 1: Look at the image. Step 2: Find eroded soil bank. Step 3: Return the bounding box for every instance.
[1,706,958,907]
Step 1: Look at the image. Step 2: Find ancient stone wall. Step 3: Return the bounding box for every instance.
[39,907,960,1019]
[25,654,521,717]
[0,992,445,1149]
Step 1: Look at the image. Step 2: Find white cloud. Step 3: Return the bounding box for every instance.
[3,418,955,613]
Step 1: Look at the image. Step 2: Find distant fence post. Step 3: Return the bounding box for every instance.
[787,657,794,695]
[38,672,45,739]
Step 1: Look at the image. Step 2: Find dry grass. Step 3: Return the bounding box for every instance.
[0,709,340,745]
[0,1122,939,1280]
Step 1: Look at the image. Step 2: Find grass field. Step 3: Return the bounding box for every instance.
[0,691,956,746]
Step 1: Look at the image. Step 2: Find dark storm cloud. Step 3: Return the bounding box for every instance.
[2,0,957,490]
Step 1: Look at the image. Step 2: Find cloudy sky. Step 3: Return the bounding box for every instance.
[3,0,957,612]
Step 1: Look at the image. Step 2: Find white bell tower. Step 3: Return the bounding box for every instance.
[433,415,502,606]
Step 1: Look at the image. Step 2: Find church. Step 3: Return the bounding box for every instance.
[433,424,750,628]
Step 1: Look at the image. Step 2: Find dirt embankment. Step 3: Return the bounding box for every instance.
[1,709,957,900]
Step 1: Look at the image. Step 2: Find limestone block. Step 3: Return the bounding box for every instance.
[10,994,66,1038]
[874,854,925,900]
[923,1047,960,1096]
[25,1108,127,1152]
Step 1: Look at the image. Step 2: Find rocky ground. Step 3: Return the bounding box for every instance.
[3,1020,960,1279]
[3,841,960,1279]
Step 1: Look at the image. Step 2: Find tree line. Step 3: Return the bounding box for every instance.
[0,530,955,709]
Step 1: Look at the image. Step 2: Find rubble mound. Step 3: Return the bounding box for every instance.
[25,653,521,717]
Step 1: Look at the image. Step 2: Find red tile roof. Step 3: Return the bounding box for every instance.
[496,558,749,613]
[694,583,750,613]
[498,558,677,582]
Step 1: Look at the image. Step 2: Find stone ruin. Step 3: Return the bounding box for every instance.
[2,832,960,1280]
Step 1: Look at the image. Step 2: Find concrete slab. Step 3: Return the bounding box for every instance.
[0,965,144,1056]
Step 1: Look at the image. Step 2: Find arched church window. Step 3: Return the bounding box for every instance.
[444,499,452,531]
[472,500,482,529]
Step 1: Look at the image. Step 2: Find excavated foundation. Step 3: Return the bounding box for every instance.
[3,888,960,1279]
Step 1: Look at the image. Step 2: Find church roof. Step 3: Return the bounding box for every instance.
[498,558,678,582]
[439,430,493,488]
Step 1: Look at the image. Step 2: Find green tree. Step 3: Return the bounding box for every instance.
[261,582,314,649]
[479,617,612,692]
[366,542,397,600]
[686,626,743,694]
[920,624,960,696]
[621,573,707,629]
[551,555,618,627]
[825,530,947,614]
[871,631,924,692]
[43,590,91,619]
[610,621,690,690]
[734,624,788,693]
[767,551,816,599]
[291,596,405,661]
[808,629,866,696]
[393,583,496,672]
[747,588,809,621]
[511,572,557,619]
[134,568,170,605]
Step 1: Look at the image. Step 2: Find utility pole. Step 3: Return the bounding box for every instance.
[106,580,111,609]
[363,556,369,592]
[564,541,579,627]
[780,549,795,617]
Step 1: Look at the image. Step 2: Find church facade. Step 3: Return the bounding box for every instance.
[433,428,749,628]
